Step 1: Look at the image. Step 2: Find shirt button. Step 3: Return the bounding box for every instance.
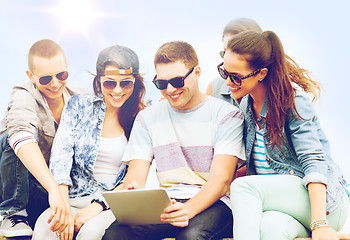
[289,170,295,175]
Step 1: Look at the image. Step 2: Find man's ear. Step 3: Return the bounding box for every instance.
[194,65,201,78]
[26,70,35,84]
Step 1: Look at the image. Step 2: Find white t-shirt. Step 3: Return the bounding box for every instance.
[94,134,127,189]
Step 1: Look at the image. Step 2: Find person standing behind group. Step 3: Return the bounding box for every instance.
[103,41,245,240]
[220,30,350,239]
[206,18,263,106]
[32,44,146,240]
[0,39,84,238]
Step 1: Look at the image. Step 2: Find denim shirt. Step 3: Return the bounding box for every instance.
[49,93,127,199]
[241,90,347,213]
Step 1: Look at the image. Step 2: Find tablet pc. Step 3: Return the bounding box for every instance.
[103,188,171,225]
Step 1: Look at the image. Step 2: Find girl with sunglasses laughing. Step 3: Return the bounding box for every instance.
[33,44,145,240]
[223,31,350,240]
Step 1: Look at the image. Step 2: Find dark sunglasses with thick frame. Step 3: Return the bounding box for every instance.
[217,62,261,86]
[35,70,69,85]
[101,78,135,90]
[152,67,195,90]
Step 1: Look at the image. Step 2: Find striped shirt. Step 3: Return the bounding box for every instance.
[122,96,246,205]
[253,125,277,175]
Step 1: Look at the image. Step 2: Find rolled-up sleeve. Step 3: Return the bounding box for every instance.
[287,93,327,187]
[6,87,40,154]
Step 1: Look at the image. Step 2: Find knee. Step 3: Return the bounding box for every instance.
[260,211,303,240]
[176,226,210,240]
[32,209,57,240]
[76,225,105,240]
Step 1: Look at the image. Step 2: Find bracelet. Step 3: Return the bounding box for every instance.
[91,198,108,211]
[309,219,329,231]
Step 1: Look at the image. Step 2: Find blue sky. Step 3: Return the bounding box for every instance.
[0,0,349,178]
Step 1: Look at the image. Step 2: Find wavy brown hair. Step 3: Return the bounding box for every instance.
[93,62,146,139]
[227,30,321,147]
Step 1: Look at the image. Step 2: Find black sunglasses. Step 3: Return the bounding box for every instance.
[217,62,261,86]
[37,71,69,85]
[102,79,135,90]
[153,67,194,90]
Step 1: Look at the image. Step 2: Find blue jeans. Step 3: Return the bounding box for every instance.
[0,132,49,228]
[102,199,233,240]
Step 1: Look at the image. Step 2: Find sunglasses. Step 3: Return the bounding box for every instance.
[219,50,225,59]
[153,67,194,90]
[102,78,135,90]
[36,71,69,85]
[217,62,261,86]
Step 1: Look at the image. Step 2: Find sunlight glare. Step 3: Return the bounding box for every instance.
[51,0,103,36]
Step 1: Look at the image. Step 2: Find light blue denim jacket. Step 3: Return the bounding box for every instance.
[241,90,347,213]
[49,93,127,200]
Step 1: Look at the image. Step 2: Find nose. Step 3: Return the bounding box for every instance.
[165,83,177,94]
[50,76,61,88]
[224,77,232,87]
[112,84,123,94]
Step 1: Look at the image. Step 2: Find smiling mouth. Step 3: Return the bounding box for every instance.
[168,92,182,100]
[111,94,124,100]
[230,87,240,92]
[47,86,62,93]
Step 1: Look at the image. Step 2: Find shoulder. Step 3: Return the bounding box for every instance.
[206,96,243,119]
[10,82,42,106]
[291,89,316,119]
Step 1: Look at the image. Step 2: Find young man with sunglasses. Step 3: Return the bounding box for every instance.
[103,41,245,240]
[0,39,84,237]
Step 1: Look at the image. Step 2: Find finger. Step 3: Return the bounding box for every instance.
[48,207,57,224]
[74,218,84,232]
[338,232,350,239]
[50,208,63,232]
[164,202,184,213]
[161,209,188,220]
[68,223,74,240]
[162,215,188,223]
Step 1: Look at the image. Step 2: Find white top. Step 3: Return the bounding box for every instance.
[94,134,127,188]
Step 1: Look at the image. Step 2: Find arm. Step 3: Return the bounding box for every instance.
[288,93,349,239]
[122,159,151,189]
[16,143,70,234]
[161,154,237,227]
[308,183,350,240]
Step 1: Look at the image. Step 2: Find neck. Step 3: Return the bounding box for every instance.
[187,90,207,109]
[44,96,64,112]
[44,96,65,123]
[105,105,120,118]
[250,83,267,118]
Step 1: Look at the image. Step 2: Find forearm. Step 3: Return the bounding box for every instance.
[185,175,232,219]
[122,159,151,189]
[308,182,327,222]
[17,142,58,192]
[185,154,237,219]
[58,185,71,207]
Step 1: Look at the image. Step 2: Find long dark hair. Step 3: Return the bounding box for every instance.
[93,70,146,140]
[227,30,321,147]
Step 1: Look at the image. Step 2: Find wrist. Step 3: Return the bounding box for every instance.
[91,198,108,211]
[310,219,330,231]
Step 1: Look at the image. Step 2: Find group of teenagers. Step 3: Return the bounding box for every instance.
[0,18,349,240]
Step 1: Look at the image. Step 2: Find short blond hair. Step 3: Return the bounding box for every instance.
[28,39,66,71]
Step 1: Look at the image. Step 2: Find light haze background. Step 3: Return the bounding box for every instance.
[0,1,349,228]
